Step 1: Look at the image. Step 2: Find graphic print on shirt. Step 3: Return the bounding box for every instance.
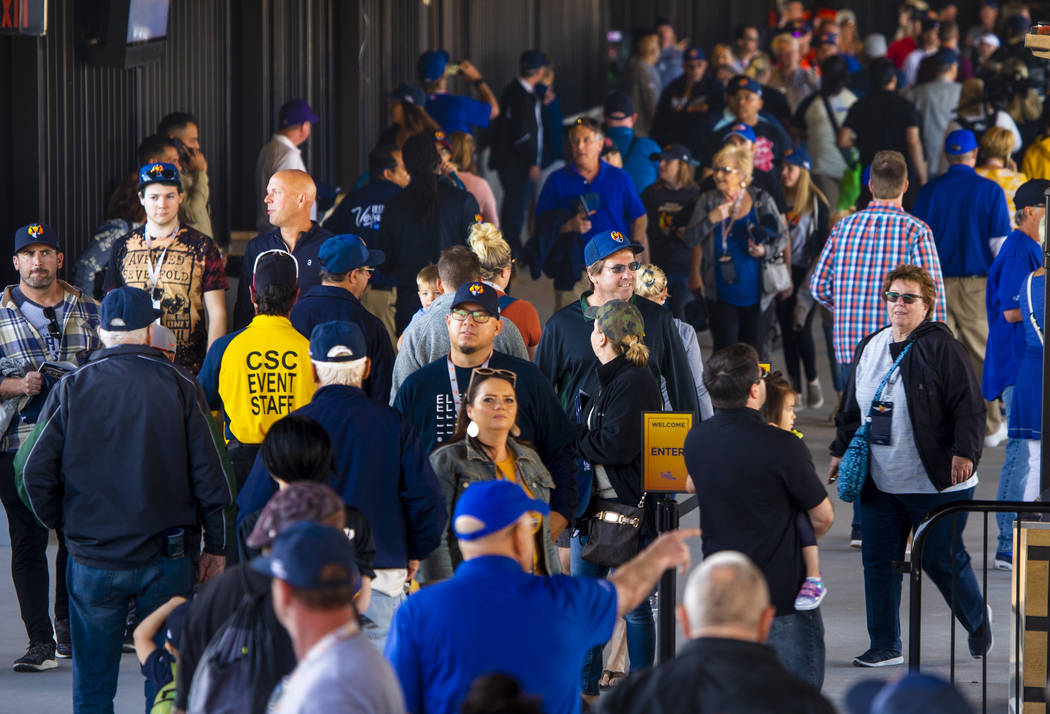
[352,203,385,231]
[245,348,303,417]
[433,392,458,444]
[753,136,775,173]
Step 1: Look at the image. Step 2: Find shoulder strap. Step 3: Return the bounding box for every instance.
[820,94,855,166]
[624,134,639,163]
[872,340,913,405]
[1026,273,1044,346]
[498,294,518,310]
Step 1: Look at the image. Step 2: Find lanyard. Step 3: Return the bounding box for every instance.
[719,191,746,255]
[144,223,178,305]
[447,356,491,413]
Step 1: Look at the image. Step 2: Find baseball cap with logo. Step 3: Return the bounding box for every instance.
[100,287,162,331]
[784,146,813,171]
[387,82,427,107]
[650,143,699,165]
[684,46,705,61]
[453,480,550,542]
[584,230,644,266]
[593,299,646,345]
[318,234,385,274]
[13,223,59,254]
[450,281,500,317]
[727,75,762,96]
[138,162,182,192]
[308,321,368,364]
[726,122,757,144]
[815,32,838,46]
[246,482,346,550]
[251,521,361,592]
[252,249,298,294]
[278,99,319,127]
[418,50,450,82]
[603,91,636,120]
[944,129,978,155]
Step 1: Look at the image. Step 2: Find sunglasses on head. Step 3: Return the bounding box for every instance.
[607,261,641,274]
[470,366,518,388]
[450,308,494,324]
[884,291,922,304]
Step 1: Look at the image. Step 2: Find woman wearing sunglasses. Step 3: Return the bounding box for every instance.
[428,368,560,580]
[829,264,989,668]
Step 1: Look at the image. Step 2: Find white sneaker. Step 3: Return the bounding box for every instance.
[806,379,824,410]
[985,422,1008,448]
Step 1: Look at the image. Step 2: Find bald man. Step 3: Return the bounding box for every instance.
[234,169,333,329]
[600,552,835,714]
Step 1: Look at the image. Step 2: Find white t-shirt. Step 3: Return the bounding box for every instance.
[801,90,858,178]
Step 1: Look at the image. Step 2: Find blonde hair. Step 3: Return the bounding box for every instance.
[712,143,754,185]
[711,44,734,67]
[416,263,439,289]
[615,333,651,368]
[448,131,477,174]
[958,77,985,111]
[979,126,1016,162]
[785,164,829,218]
[634,263,668,300]
[745,54,771,81]
[636,34,660,63]
[467,222,512,282]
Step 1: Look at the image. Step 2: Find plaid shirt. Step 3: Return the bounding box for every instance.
[0,281,100,452]
[810,200,946,364]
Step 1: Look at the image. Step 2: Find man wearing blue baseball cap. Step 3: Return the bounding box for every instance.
[386,479,700,714]
[698,74,791,178]
[418,49,499,134]
[913,128,1011,442]
[651,44,722,148]
[255,99,320,229]
[0,223,100,671]
[19,285,232,709]
[603,91,662,194]
[289,234,394,402]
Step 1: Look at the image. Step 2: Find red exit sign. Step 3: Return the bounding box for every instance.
[0,0,47,36]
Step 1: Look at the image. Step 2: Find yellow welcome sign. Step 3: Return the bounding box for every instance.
[642,411,693,492]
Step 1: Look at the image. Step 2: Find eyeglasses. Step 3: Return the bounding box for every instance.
[884,291,922,304]
[42,306,60,342]
[469,367,518,388]
[360,267,376,274]
[714,165,738,175]
[450,308,494,324]
[253,248,300,279]
[753,363,770,384]
[607,261,641,274]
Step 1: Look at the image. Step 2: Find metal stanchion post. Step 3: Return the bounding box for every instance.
[656,495,679,663]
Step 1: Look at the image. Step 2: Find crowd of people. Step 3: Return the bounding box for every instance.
[1,0,1044,712]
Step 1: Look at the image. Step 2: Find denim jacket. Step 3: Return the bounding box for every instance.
[426,436,559,580]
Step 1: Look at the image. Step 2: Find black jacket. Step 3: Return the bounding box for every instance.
[490,79,540,173]
[19,344,233,569]
[832,321,985,491]
[599,637,835,714]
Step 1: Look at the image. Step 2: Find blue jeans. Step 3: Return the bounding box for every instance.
[766,608,826,689]
[859,482,985,652]
[837,360,861,532]
[361,587,406,654]
[570,532,654,695]
[67,555,193,714]
[996,386,1027,556]
[666,273,705,332]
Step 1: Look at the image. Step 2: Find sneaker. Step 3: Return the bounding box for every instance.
[850,526,862,549]
[794,577,827,611]
[969,605,994,659]
[994,552,1013,571]
[853,647,904,667]
[54,619,71,659]
[807,379,824,410]
[12,641,57,672]
[985,422,1008,448]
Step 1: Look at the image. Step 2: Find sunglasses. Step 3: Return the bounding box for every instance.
[754,363,770,384]
[42,306,60,342]
[714,165,738,174]
[469,366,518,388]
[450,308,494,324]
[884,291,922,304]
[607,261,641,274]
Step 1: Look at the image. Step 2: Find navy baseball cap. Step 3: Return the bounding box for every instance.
[603,91,636,119]
[418,50,450,82]
[453,480,549,542]
[845,673,973,714]
[318,234,385,274]
[727,74,762,96]
[1013,179,1050,209]
[13,223,59,254]
[650,143,698,166]
[520,49,549,73]
[100,287,161,331]
[387,82,427,107]
[252,249,298,294]
[920,17,941,32]
[944,129,978,155]
[251,521,361,592]
[784,146,813,171]
[727,122,757,143]
[684,46,705,61]
[584,229,644,265]
[138,162,182,191]
[450,281,500,317]
[309,321,368,363]
[165,601,190,650]
[278,99,319,127]
[934,47,959,66]
[815,32,838,46]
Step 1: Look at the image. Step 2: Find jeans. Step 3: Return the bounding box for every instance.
[570,532,654,695]
[707,299,761,352]
[0,451,68,643]
[361,588,406,654]
[775,265,818,391]
[996,386,1028,556]
[821,315,845,393]
[67,555,193,714]
[859,482,985,652]
[766,608,826,689]
[497,166,534,257]
[666,273,705,332]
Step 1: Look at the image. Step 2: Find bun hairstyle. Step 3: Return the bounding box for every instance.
[467,222,512,282]
[634,263,668,300]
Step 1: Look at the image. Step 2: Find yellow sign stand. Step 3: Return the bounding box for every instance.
[642,411,693,492]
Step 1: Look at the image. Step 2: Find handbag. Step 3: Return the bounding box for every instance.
[762,249,792,294]
[820,94,861,211]
[837,341,913,503]
[581,493,646,568]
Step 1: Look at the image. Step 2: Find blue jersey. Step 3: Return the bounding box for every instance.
[425,92,492,133]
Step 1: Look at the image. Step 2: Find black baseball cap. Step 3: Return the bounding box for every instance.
[520,49,549,73]
[1014,179,1050,210]
[650,143,698,165]
[252,249,299,294]
[603,91,636,119]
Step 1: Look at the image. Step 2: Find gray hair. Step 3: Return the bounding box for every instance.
[1015,208,1028,227]
[98,326,150,348]
[312,358,367,387]
[683,551,770,633]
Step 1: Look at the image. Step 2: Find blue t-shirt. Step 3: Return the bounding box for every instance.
[425,92,492,133]
[984,229,1044,399]
[912,164,1011,278]
[141,647,175,703]
[713,210,762,307]
[605,126,660,195]
[385,555,618,714]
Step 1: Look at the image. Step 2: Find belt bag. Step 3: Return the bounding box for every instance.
[581,494,646,568]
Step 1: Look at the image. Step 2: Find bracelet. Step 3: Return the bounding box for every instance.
[474,78,486,88]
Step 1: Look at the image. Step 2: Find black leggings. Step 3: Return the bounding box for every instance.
[798,511,816,548]
[775,264,818,391]
[707,299,762,352]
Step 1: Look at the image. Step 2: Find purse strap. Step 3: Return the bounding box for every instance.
[869,340,913,410]
[1026,272,1044,346]
[820,93,855,166]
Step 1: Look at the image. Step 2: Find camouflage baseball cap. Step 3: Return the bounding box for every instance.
[246,481,345,549]
[593,299,645,346]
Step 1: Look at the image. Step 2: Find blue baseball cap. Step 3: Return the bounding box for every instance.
[251,522,361,592]
[309,321,368,363]
[318,234,385,274]
[450,281,500,317]
[784,146,812,171]
[727,74,762,96]
[13,223,59,254]
[453,480,550,542]
[684,46,705,61]
[138,162,182,191]
[650,143,698,166]
[933,47,959,66]
[603,91,636,119]
[944,129,978,155]
[920,17,941,33]
[387,82,426,107]
[584,230,644,265]
[726,122,757,144]
[520,49,549,73]
[845,673,973,714]
[100,287,161,331]
[165,601,190,650]
[815,31,839,46]
[418,50,450,82]
[278,99,319,127]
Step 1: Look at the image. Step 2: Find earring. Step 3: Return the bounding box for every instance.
[466,420,480,438]
[510,423,521,438]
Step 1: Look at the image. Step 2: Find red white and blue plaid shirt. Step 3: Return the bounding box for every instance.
[810,200,946,364]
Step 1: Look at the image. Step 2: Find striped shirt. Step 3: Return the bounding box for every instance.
[810,200,946,364]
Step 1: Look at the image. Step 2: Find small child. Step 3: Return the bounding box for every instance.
[761,371,827,611]
[134,595,189,714]
[398,264,441,349]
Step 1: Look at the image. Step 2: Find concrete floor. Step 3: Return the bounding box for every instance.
[0,270,1022,712]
